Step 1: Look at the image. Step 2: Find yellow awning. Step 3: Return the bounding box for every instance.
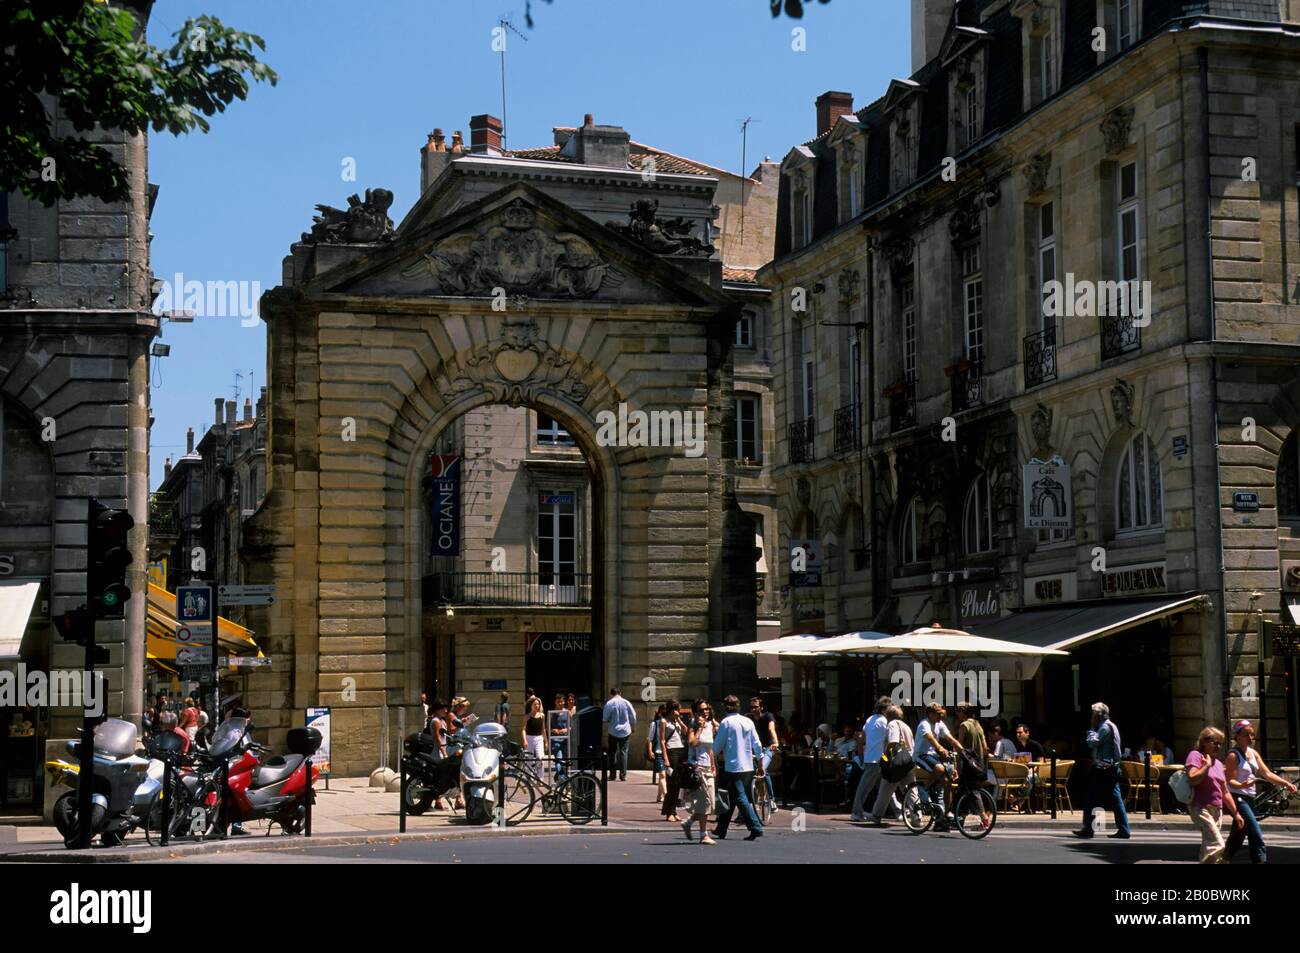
[147,583,260,657]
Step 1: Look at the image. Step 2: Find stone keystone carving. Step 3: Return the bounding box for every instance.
[402,198,625,299]
[439,318,591,408]
[838,268,861,302]
[1030,403,1053,453]
[301,188,395,244]
[1101,106,1135,155]
[605,199,714,257]
[796,475,812,511]
[882,235,915,277]
[1110,379,1136,427]
[1024,153,1051,195]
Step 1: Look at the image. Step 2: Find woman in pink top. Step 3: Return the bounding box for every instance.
[1185,726,1243,864]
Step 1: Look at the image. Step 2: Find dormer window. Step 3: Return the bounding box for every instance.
[893,120,914,190]
[1099,0,1142,60]
[954,76,980,150]
[1118,0,1136,49]
[1013,0,1059,108]
[840,145,861,222]
[792,173,812,247]
[940,33,989,155]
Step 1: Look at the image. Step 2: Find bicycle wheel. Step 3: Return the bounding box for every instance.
[501,768,535,825]
[953,787,997,840]
[900,782,934,834]
[751,777,772,825]
[556,773,603,825]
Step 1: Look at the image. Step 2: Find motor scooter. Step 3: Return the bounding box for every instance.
[45,719,152,848]
[459,721,507,825]
[196,718,321,835]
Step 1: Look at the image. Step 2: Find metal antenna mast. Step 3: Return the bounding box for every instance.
[498,15,529,151]
[739,117,759,248]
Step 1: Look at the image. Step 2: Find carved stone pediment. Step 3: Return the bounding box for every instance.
[301,188,395,245]
[604,199,713,258]
[838,268,861,303]
[439,318,591,408]
[1101,106,1135,155]
[400,198,626,299]
[1110,379,1135,427]
[882,235,915,278]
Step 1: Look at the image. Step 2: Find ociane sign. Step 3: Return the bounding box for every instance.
[430,454,461,556]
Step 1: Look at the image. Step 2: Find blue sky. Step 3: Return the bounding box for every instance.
[144,0,911,486]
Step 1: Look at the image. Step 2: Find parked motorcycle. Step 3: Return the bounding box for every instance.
[459,721,507,825]
[45,719,153,849]
[130,730,205,843]
[400,721,507,824]
[195,717,321,835]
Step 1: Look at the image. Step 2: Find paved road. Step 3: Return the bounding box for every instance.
[156,826,1300,864]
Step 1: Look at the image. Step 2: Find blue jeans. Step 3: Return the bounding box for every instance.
[1079,769,1131,836]
[1223,795,1266,863]
[915,754,947,812]
[716,770,762,837]
[551,737,567,778]
[759,748,775,801]
[606,734,630,779]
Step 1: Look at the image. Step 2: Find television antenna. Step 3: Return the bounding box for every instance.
[738,117,759,247]
[497,15,529,151]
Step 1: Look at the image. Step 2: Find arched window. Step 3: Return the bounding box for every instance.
[963,473,994,554]
[1116,432,1162,532]
[1279,432,1300,519]
[899,495,923,564]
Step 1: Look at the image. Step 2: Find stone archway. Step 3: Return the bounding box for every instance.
[243,182,751,774]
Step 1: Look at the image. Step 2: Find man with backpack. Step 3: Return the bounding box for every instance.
[850,696,892,822]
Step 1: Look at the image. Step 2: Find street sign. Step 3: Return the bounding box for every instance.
[176,644,213,665]
[218,584,276,607]
[176,585,213,622]
[182,664,213,684]
[175,623,213,645]
[227,655,272,668]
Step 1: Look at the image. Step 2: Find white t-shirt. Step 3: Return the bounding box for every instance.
[863,713,889,764]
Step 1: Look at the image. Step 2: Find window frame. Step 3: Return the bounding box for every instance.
[1115,432,1163,535]
[735,311,755,349]
[801,321,816,421]
[1117,161,1141,288]
[735,394,760,464]
[961,244,985,364]
[899,495,923,565]
[1037,201,1057,333]
[536,412,576,448]
[963,473,995,555]
[901,278,917,381]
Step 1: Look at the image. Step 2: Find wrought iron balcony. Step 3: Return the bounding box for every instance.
[833,403,861,453]
[1101,312,1141,360]
[888,379,917,432]
[950,359,984,414]
[1023,326,1057,389]
[149,498,178,538]
[423,571,592,608]
[787,417,815,464]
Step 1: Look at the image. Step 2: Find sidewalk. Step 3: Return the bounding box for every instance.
[4,769,1295,861]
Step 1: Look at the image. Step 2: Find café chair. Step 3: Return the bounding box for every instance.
[990,760,1031,813]
[1120,760,1162,814]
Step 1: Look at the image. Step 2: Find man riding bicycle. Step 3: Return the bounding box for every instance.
[913,703,964,831]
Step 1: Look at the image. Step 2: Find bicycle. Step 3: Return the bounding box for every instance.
[750,772,773,825]
[900,756,997,840]
[1251,779,1298,820]
[502,752,605,825]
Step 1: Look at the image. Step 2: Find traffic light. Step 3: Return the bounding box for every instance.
[54,606,108,664]
[87,498,134,619]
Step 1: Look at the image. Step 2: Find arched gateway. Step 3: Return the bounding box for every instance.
[243,171,761,775]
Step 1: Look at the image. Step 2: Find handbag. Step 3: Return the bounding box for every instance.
[880,741,914,783]
[1168,767,1193,805]
[673,758,702,792]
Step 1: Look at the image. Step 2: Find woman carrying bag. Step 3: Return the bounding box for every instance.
[659,699,687,823]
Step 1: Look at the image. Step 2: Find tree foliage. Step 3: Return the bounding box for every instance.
[1,0,277,205]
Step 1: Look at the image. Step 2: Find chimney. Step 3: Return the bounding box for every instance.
[214,397,224,427]
[912,0,956,72]
[421,128,450,192]
[816,91,854,136]
[164,456,172,481]
[225,400,236,426]
[449,131,465,153]
[469,114,503,154]
[572,114,630,169]
[243,397,253,422]
[186,427,195,454]
[811,90,852,136]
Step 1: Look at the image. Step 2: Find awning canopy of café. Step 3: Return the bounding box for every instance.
[146,583,261,657]
[963,595,1205,652]
[861,626,1070,680]
[0,580,41,660]
[705,634,825,655]
[752,631,894,657]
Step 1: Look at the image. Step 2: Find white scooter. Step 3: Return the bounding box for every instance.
[459,721,508,825]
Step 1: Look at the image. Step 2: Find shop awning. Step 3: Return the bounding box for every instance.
[146,583,260,658]
[0,580,41,659]
[965,595,1205,652]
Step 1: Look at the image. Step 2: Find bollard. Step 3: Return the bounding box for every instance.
[161,756,173,847]
[601,754,608,827]
[1143,751,1152,820]
[304,755,313,838]
[497,757,507,828]
[780,744,789,809]
[1050,754,1058,821]
[399,760,407,834]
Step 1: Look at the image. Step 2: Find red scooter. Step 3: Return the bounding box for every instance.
[198,718,321,836]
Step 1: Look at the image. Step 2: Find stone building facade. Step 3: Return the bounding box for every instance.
[240,116,778,773]
[0,2,156,807]
[762,0,1300,756]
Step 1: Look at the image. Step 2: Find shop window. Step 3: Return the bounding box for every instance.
[1116,432,1162,533]
[963,473,995,555]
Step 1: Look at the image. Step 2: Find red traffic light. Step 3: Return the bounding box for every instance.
[55,606,92,644]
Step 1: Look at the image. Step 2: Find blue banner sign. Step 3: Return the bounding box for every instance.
[430,454,461,556]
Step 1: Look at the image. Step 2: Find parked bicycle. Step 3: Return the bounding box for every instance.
[501,750,604,825]
[1252,779,1298,820]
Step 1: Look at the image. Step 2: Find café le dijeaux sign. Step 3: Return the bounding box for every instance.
[1023,458,1071,531]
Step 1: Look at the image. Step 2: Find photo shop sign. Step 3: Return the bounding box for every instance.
[430,454,461,557]
[1022,458,1071,530]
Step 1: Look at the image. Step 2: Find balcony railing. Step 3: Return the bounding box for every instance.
[888,379,917,433]
[1023,326,1057,388]
[833,403,860,453]
[787,417,815,464]
[1101,312,1141,360]
[423,571,592,607]
[149,500,178,538]
[950,359,984,414]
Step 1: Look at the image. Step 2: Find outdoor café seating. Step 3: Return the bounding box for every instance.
[989,759,1031,813]
[1120,760,1162,814]
[1034,759,1073,813]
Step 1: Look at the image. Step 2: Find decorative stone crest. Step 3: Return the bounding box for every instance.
[402,198,625,299]
[604,199,713,257]
[301,188,395,244]
[948,192,983,243]
[882,235,915,278]
[1024,153,1051,195]
[439,318,591,407]
[837,268,861,303]
[1030,403,1053,454]
[843,468,860,502]
[1110,379,1136,426]
[1101,106,1135,155]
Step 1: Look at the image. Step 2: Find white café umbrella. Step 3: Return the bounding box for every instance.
[861,626,1069,682]
[705,634,825,655]
[752,631,894,657]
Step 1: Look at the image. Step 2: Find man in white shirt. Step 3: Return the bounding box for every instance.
[711,694,765,841]
[850,696,892,821]
[602,688,637,780]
